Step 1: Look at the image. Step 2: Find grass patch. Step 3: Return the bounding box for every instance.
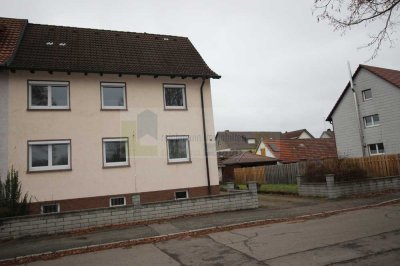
[259,184,298,194]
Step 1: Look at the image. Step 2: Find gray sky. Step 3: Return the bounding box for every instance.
[1,0,399,137]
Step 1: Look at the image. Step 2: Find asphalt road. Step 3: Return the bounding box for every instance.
[27,202,400,266]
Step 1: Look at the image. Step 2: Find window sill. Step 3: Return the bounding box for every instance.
[103,164,131,169]
[365,124,381,129]
[27,168,72,174]
[27,108,71,112]
[167,160,192,165]
[164,107,188,111]
[100,108,128,111]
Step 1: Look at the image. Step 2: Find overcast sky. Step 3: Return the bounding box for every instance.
[1,0,399,137]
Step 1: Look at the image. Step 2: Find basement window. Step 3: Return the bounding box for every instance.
[175,191,188,200]
[110,197,126,207]
[28,81,70,110]
[41,203,59,214]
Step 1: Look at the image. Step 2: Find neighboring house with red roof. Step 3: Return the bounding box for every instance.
[320,129,335,139]
[256,138,337,164]
[282,129,314,140]
[326,65,400,158]
[216,129,314,152]
[0,17,220,214]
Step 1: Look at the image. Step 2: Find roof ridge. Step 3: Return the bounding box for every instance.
[28,22,188,39]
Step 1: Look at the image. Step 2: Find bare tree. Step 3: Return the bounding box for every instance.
[314,0,400,60]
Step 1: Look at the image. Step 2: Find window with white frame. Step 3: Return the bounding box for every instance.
[368,143,385,155]
[28,140,71,172]
[101,82,127,110]
[163,84,186,110]
[167,136,190,163]
[41,203,60,214]
[110,197,126,207]
[364,114,380,127]
[28,81,69,109]
[362,89,372,101]
[175,191,188,200]
[103,138,129,167]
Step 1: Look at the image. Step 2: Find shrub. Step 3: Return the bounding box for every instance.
[305,159,367,183]
[0,167,30,218]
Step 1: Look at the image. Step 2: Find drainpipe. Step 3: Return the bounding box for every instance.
[347,62,366,157]
[200,78,212,195]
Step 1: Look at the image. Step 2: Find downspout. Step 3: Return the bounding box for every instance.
[200,78,212,195]
[347,62,366,157]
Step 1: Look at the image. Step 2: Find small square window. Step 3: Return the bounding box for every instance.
[247,138,256,144]
[101,83,127,110]
[29,81,70,109]
[110,197,126,207]
[362,89,372,101]
[368,143,385,155]
[167,136,190,163]
[364,114,380,127]
[103,138,129,167]
[175,191,188,200]
[28,140,71,172]
[164,84,186,110]
[41,204,59,214]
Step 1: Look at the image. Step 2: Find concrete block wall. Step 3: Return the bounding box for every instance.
[0,190,258,240]
[297,175,400,199]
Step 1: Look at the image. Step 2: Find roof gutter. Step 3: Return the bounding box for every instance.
[347,62,366,157]
[200,78,211,195]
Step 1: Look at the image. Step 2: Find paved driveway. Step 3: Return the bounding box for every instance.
[27,202,400,265]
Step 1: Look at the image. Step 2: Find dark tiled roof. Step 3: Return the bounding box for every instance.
[216,131,283,151]
[222,152,277,165]
[0,17,27,66]
[263,138,337,163]
[282,129,314,139]
[327,65,400,121]
[217,150,242,167]
[320,129,334,138]
[0,17,220,78]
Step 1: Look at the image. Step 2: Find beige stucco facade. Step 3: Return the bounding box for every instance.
[1,70,219,203]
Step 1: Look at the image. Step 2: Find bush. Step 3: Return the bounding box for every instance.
[305,159,367,183]
[0,167,30,218]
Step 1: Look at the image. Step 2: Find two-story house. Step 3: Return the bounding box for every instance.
[327,65,400,157]
[0,17,220,214]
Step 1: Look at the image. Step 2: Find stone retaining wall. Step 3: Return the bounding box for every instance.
[297,175,400,199]
[0,184,258,240]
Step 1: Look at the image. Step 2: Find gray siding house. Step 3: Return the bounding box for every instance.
[327,65,400,157]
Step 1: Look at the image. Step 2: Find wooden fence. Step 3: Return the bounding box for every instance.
[233,154,400,184]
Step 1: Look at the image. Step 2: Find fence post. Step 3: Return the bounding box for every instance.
[247,181,258,194]
[226,182,234,192]
[325,174,337,199]
[132,194,141,208]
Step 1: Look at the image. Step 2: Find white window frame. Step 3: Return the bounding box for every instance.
[100,82,127,110]
[41,203,60,214]
[28,81,70,110]
[368,143,385,156]
[163,84,187,110]
[175,190,189,200]
[28,140,71,172]
[166,135,190,163]
[102,138,129,167]
[364,114,380,128]
[109,196,126,207]
[362,89,372,101]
